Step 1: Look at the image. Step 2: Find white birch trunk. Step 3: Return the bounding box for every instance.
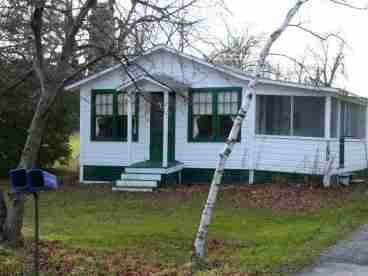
[323,142,334,187]
[193,0,308,259]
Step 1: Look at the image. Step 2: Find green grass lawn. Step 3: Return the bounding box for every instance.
[3,182,365,275]
[2,133,368,274]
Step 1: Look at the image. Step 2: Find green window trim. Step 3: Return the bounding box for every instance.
[91,89,139,142]
[188,87,243,143]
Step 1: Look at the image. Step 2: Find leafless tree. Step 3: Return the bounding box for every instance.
[0,0,214,247]
[307,38,347,87]
[207,26,262,72]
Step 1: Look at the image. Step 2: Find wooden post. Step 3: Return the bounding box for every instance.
[337,100,341,138]
[325,96,331,139]
[249,91,256,185]
[366,105,368,140]
[323,96,332,187]
[163,91,169,168]
[127,92,133,165]
[249,170,255,185]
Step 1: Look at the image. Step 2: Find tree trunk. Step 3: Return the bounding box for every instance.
[0,191,7,241]
[2,90,55,246]
[193,0,308,259]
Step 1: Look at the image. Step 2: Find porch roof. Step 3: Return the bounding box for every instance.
[117,73,189,92]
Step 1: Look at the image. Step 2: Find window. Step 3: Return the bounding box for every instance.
[91,90,139,141]
[341,101,366,139]
[256,95,291,135]
[293,97,324,137]
[117,93,139,141]
[218,91,239,140]
[256,95,325,138]
[95,93,114,139]
[189,88,241,142]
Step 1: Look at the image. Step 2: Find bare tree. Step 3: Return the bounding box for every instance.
[193,0,367,260]
[208,26,262,72]
[307,38,347,87]
[0,0,207,246]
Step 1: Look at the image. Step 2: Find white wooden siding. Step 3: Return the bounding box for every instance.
[343,139,368,173]
[78,49,368,179]
[175,91,251,170]
[252,137,341,175]
[79,85,149,168]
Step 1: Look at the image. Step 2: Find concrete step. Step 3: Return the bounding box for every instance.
[125,167,166,174]
[112,187,153,192]
[121,173,161,181]
[115,180,157,188]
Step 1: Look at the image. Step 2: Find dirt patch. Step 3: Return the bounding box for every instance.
[2,173,365,213]
[173,183,365,212]
[228,183,362,212]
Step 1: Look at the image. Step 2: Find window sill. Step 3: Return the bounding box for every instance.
[188,138,241,143]
[90,139,139,143]
[255,135,327,141]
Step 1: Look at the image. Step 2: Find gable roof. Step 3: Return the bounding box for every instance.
[64,45,364,101]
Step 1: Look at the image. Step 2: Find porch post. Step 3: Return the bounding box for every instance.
[163,91,169,168]
[325,96,331,139]
[127,92,133,165]
[248,88,255,185]
[366,105,368,140]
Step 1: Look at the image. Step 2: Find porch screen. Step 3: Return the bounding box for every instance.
[341,101,366,139]
[256,95,291,135]
[256,95,325,137]
[331,97,338,138]
[293,96,324,137]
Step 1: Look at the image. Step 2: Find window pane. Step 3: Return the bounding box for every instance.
[294,97,324,137]
[341,102,366,138]
[96,116,113,138]
[192,115,213,139]
[118,94,124,115]
[256,95,291,135]
[193,103,200,115]
[118,93,136,116]
[218,92,239,115]
[116,115,127,140]
[95,93,113,116]
[219,115,236,140]
[331,98,338,138]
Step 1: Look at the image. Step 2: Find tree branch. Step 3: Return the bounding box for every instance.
[329,0,368,10]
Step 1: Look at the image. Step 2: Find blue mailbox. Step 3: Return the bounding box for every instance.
[8,168,58,276]
[27,169,58,192]
[9,169,58,193]
[9,168,29,193]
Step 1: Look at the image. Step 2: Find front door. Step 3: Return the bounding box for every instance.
[150,93,164,163]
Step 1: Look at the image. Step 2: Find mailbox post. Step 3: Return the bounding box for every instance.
[9,169,58,276]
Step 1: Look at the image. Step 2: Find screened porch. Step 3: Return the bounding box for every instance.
[256,95,367,140]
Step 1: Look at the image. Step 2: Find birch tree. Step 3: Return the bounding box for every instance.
[194,0,368,259]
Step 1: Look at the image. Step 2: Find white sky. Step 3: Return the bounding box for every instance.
[206,0,368,96]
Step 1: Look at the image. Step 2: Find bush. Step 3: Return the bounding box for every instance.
[0,61,79,175]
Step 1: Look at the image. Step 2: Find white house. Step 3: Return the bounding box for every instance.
[66,45,368,191]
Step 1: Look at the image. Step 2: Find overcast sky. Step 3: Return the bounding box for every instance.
[206,0,368,96]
